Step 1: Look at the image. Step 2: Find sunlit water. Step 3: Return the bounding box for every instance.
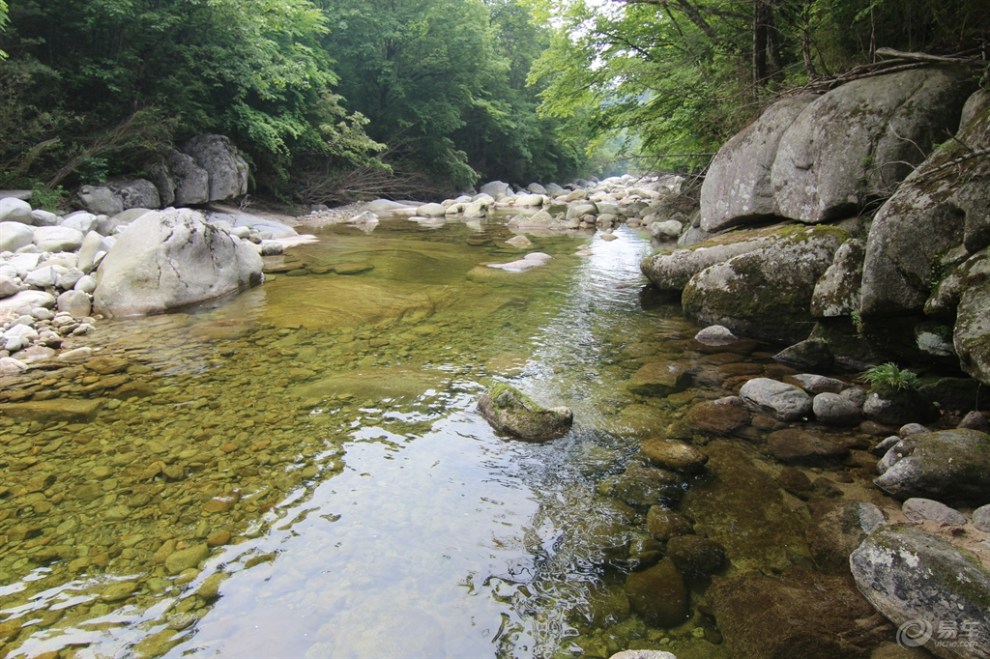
[0,216,842,658]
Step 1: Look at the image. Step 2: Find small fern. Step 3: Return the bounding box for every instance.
[859,362,919,396]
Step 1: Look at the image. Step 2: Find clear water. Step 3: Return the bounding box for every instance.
[0,217,808,658]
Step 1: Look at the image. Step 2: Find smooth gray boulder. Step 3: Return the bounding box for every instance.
[167,149,210,205]
[902,497,967,525]
[182,134,249,202]
[772,67,974,224]
[850,525,990,659]
[479,180,512,200]
[682,225,845,343]
[739,378,812,421]
[57,290,92,318]
[93,208,263,317]
[0,197,33,224]
[700,94,815,232]
[75,185,124,216]
[813,392,862,426]
[33,226,84,252]
[874,428,990,505]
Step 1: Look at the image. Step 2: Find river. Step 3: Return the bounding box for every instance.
[0,214,853,657]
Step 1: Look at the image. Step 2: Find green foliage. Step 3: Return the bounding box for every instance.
[29,182,67,212]
[323,0,582,192]
[527,0,990,176]
[0,0,383,197]
[860,362,921,396]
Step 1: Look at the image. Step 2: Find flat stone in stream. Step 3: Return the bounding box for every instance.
[2,398,104,422]
[639,439,708,474]
[766,428,850,465]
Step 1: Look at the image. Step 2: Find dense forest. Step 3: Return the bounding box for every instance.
[0,0,987,205]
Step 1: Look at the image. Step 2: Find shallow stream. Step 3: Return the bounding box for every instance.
[0,216,871,657]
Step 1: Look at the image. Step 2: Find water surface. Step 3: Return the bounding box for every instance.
[1,216,792,658]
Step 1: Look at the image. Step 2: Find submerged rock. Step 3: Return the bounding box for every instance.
[713,568,892,658]
[625,558,689,628]
[850,525,990,659]
[476,383,573,441]
[685,396,751,434]
[806,499,887,575]
[639,439,708,474]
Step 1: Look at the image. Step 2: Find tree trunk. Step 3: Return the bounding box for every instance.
[753,0,770,91]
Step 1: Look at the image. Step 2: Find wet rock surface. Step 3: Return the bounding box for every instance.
[850,525,990,659]
[476,382,573,441]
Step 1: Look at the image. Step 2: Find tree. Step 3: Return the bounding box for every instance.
[528,0,990,174]
[322,0,583,193]
[0,0,382,196]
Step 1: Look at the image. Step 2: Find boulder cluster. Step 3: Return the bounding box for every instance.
[309,174,693,239]
[74,134,249,215]
[640,68,990,387]
[0,197,301,372]
[687,325,990,659]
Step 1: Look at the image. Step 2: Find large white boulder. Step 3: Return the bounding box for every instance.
[0,221,36,251]
[93,208,263,317]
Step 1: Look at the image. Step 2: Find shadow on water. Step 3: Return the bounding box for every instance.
[1,218,782,658]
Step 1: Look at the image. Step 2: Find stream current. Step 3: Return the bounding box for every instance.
[1,215,828,657]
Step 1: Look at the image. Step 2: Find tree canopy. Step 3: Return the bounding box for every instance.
[526,0,990,173]
[0,0,986,203]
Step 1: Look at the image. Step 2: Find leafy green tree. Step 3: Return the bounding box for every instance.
[528,0,989,175]
[322,0,583,193]
[0,0,382,197]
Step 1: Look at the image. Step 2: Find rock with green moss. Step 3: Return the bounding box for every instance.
[640,231,773,293]
[811,238,865,318]
[476,383,572,441]
[874,429,990,505]
[955,273,990,385]
[682,225,846,343]
[771,67,975,224]
[850,525,990,659]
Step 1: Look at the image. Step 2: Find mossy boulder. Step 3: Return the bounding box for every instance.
[476,383,573,441]
[771,67,975,224]
[682,225,846,344]
[811,238,865,318]
[624,558,689,628]
[955,273,990,385]
[874,429,990,505]
[850,525,990,659]
[640,231,773,293]
[861,89,990,320]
